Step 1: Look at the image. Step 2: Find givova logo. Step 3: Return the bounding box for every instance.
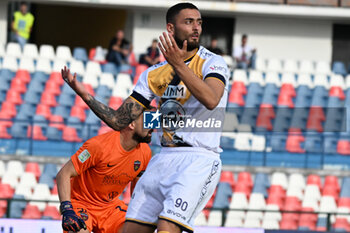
[143,110,161,129]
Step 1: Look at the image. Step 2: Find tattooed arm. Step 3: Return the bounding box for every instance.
[61,67,144,130]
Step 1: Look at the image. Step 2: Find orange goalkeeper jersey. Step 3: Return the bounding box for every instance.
[70,131,152,206]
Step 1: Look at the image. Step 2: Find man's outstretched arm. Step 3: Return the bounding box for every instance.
[61,67,144,131]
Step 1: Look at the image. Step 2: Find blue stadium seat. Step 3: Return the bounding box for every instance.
[340,177,350,197]
[102,62,119,76]
[39,174,55,189]
[240,108,259,128]
[273,108,292,132]
[32,71,48,83]
[212,182,232,209]
[43,163,58,179]
[86,111,101,125]
[81,124,100,140]
[0,78,10,92]
[53,106,71,119]
[67,116,83,131]
[10,122,29,138]
[261,84,279,105]
[27,80,45,94]
[323,133,338,154]
[33,115,48,127]
[58,93,75,107]
[61,83,76,96]
[96,86,112,98]
[46,126,63,140]
[311,86,328,107]
[0,90,6,103]
[73,47,88,62]
[289,108,308,130]
[332,61,347,76]
[0,69,15,81]
[220,136,234,149]
[23,91,41,104]
[324,106,344,133]
[9,194,26,218]
[245,83,263,107]
[270,134,287,152]
[304,133,322,153]
[295,86,312,107]
[18,103,36,117]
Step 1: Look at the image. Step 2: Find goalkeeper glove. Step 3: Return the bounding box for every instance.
[60,201,87,232]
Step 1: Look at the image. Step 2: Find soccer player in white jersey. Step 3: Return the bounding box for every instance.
[61,3,229,233]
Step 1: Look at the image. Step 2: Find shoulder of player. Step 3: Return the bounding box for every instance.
[86,131,117,147]
[138,143,152,157]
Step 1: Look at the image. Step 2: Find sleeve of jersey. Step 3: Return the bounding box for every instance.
[202,56,229,87]
[130,70,155,108]
[70,140,100,175]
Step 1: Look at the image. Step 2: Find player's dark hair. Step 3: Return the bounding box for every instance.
[166,2,199,24]
[20,1,28,6]
[242,34,248,39]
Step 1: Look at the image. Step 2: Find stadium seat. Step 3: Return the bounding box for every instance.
[25,162,41,180]
[264,204,282,221]
[324,175,340,192]
[39,44,55,60]
[6,42,22,57]
[299,60,314,74]
[19,57,35,73]
[36,104,52,120]
[46,126,63,140]
[62,127,82,142]
[82,73,99,89]
[70,106,86,122]
[6,89,23,105]
[262,219,279,229]
[9,194,26,218]
[2,56,18,72]
[280,218,298,230]
[40,92,58,107]
[18,172,37,189]
[27,125,47,141]
[86,61,102,76]
[23,43,39,59]
[0,183,14,198]
[315,60,331,75]
[255,57,266,71]
[249,70,265,86]
[39,174,55,189]
[22,204,42,219]
[73,47,88,62]
[70,60,85,77]
[249,193,266,210]
[44,80,61,96]
[286,131,305,153]
[267,58,282,72]
[194,211,207,226]
[36,58,52,74]
[284,59,298,73]
[56,45,73,61]
[48,71,64,85]
[332,61,347,76]
[42,205,60,220]
[103,62,119,75]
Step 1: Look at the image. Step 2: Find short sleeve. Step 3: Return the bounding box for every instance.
[137,144,152,177]
[202,55,230,87]
[70,139,101,175]
[130,69,156,108]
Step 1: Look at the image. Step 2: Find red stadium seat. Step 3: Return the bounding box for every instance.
[49,115,65,130]
[337,140,350,155]
[267,195,284,209]
[220,171,235,191]
[40,92,58,107]
[44,80,61,96]
[49,72,64,85]
[75,96,89,109]
[234,183,251,197]
[232,82,247,94]
[109,96,123,110]
[338,197,350,208]
[237,172,253,188]
[280,83,296,97]
[62,127,82,142]
[15,70,31,83]
[228,91,245,106]
[284,197,301,211]
[256,115,273,131]
[134,64,149,85]
[277,94,294,108]
[329,86,345,100]
[10,77,27,93]
[0,124,12,139]
[300,207,318,222]
[333,218,350,231]
[286,132,305,153]
[25,162,41,181]
[322,185,339,201]
[307,174,322,189]
[280,219,298,230]
[306,107,325,132]
[128,52,139,67]
[203,196,214,219]
[0,184,14,199]
[0,200,7,218]
[299,216,316,230]
[36,104,52,120]
[27,125,48,141]
[42,205,60,220]
[51,184,58,195]
[259,104,275,118]
[268,185,286,197]
[0,101,17,118]
[70,106,86,122]
[6,89,23,105]
[22,204,42,219]
[324,175,340,192]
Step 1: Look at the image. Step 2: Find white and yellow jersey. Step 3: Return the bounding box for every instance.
[130,46,229,153]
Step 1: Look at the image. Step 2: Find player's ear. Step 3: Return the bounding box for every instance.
[128,120,136,130]
[167,23,174,34]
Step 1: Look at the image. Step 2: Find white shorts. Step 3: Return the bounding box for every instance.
[125,147,222,233]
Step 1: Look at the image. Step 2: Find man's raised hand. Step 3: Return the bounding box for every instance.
[61,66,89,100]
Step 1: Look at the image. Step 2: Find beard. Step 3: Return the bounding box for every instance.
[132,131,152,144]
[174,32,200,51]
